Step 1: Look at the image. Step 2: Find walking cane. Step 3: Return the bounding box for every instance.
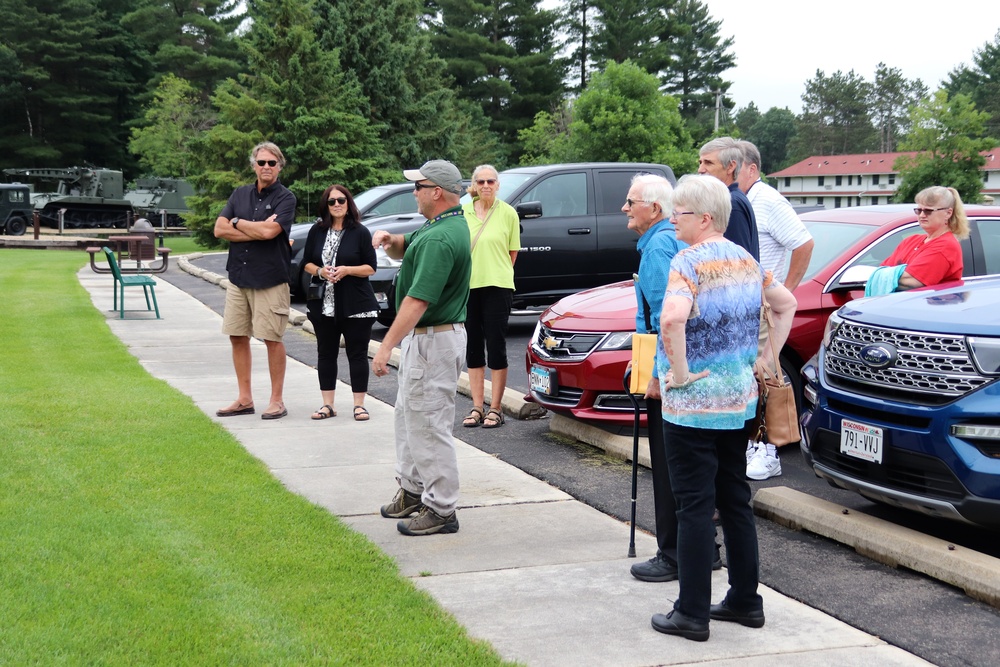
[623,368,641,558]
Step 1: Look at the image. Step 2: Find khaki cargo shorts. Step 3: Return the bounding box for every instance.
[222,282,290,342]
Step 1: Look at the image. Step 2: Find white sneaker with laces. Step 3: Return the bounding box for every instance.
[746,440,758,465]
[746,446,782,480]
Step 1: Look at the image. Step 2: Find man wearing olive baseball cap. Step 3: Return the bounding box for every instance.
[402,159,465,195]
[371,159,472,536]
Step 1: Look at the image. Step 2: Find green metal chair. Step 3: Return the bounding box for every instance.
[102,246,160,319]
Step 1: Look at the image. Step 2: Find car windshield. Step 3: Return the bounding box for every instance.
[353,186,396,209]
[460,173,536,205]
[800,220,875,281]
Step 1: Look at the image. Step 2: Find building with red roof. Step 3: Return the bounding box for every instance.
[769,149,1000,208]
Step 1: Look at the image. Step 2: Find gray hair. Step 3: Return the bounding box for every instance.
[700,136,743,179]
[673,174,731,233]
[631,173,673,216]
[737,140,762,170]
[467,164,499,197]
[251,141,286,168]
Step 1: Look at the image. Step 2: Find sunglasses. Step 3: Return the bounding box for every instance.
[625,198,647,207]
[328,197,347,206]
[256,159,278,167]
[914,207,948,216]
[476,179,497,185]
[414,182,438,191]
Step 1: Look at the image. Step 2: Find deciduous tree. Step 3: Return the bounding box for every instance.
[894,90,995,203]
[129,74,213,177]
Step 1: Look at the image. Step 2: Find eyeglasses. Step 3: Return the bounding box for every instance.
[414,182,438,191]
[670,210,696,219]
[625,198,647,207]
[328,197,347,206]
[476,179,497,186]
[255,159,278,167]
[914,207,948,216]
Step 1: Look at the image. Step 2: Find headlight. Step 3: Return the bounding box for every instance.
[968,337,1000,375]
[375,247,402,269]
[598,331,635,351]
[822,311,843,349]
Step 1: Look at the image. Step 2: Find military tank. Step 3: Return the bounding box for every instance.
[1,167,134,229]
[124,177,193,227]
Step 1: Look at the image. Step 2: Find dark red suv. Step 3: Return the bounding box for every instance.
[526,204,1000,425]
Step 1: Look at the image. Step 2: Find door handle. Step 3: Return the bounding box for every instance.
[568,228,592,235]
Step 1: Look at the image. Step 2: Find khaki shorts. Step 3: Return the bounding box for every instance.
[222,282,290,342]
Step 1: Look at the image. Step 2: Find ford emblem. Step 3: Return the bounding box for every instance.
[860,344,896,369]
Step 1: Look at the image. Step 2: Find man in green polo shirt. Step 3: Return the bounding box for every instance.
[371,160,472,536]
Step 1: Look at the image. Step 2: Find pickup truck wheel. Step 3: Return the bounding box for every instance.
[6,216,27,236]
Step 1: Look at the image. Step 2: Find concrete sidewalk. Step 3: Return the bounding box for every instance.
[78,268,932,666]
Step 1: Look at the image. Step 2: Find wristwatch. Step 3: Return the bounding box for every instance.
[232,217,240,228]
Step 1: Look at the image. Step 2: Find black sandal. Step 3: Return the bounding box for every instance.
[482,407,505,429]
[311,404,336,420]
[353,406,370,422]
[463,406,484,428]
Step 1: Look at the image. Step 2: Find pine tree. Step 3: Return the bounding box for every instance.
[870,63,926,153]
[185,0,384,247]
[428,0,565,162]
[658,0,735,127]
[789,69,877,161]
[121,0,245,101]
[315,0,489,171]
[0,0,148,169]
[945,31,1000,138]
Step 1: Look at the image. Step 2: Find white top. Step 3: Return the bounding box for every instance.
[747,180,813,282]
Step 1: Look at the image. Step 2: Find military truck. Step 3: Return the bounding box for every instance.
[0,183,31,235]
[2,167,133,229]
[125,177,193,226]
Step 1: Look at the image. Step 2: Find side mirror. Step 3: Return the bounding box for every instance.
[516,201,543,219]
[837,264,877,288]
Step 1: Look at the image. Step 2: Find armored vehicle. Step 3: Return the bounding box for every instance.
[125,177,193,226]
[2,167,133,229]
[0,183,31,235]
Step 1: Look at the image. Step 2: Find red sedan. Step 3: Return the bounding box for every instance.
[526,204,1000,425]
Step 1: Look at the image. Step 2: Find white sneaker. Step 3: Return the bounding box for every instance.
[746,447,782,480]
[746,440,758,465]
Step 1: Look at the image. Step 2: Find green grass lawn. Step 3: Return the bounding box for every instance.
[0,249,513,666]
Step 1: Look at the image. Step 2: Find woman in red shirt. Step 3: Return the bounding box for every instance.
[883,186,969,290]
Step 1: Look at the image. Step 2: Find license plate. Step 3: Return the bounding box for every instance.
[840,419,884,464]
[530,364,557,396]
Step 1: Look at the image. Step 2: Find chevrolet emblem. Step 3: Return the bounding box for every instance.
[542,336,560,351]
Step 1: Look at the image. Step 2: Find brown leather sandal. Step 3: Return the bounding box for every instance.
[482,407,505,429]
[462,406,484,428]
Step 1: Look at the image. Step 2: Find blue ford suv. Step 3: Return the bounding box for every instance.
[800,277,1000,528]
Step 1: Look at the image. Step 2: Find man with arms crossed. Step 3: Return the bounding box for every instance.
[214,142,296,420]
[371,160,472,536]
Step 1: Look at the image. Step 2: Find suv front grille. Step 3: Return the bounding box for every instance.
[825,322,992,402]
[531,324,611,362]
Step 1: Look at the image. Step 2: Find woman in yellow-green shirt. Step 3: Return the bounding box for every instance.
[461,165,520,429]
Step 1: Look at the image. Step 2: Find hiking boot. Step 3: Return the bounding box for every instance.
[380,488,423,518]
[397,506,460,536]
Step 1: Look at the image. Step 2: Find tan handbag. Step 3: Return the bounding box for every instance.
[751,293,800,446]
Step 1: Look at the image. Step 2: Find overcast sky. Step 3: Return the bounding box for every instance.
[702,0,998,115]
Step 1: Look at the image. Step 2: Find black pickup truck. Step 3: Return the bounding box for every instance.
[290,162,676,325]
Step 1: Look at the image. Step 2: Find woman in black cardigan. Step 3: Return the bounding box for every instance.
[302,184,380,421]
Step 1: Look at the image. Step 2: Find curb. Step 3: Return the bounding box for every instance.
[754,486,1000,609]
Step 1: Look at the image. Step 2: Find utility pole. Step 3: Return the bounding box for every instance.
[714,89,721,133]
